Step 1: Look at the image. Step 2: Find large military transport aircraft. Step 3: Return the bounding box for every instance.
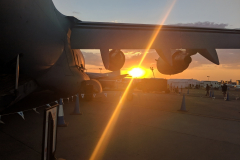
[1,0,240,111]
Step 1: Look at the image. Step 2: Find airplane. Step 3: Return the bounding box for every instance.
[86,70,129,91]
[87,70,128,80]
[1,0,240,111]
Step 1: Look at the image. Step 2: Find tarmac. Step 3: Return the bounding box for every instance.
[1,89,240,160]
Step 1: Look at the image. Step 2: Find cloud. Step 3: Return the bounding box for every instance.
[188,49,240,69]
[169,21,228,28]
[82,51,103,66]
[122,50,142,59]
[122,49,159,69]
[73,11,80,14]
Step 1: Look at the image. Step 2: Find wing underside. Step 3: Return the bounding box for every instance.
[71,21,240,49]
[70,21,240,72]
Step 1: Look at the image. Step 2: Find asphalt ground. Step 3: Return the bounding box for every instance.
[1,89,240,160]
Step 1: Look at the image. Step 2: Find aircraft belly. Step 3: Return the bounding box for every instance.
[36,66,90,96]
[35,46,90,96]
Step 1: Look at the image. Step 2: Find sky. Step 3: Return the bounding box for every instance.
[53,0,240,81]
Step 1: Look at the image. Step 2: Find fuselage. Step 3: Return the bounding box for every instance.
[0,0,89,96]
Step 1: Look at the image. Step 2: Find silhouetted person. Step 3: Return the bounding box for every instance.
[205,84,210,96]
[222,83,227,97]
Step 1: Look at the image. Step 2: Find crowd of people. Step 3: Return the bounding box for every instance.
[205,83,228,97]
[168,83,229,98]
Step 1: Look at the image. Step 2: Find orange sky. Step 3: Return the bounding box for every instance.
[83,49,240,82]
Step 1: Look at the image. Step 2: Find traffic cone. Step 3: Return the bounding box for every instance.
[57,98,68,127]
[226,92,230,101]
[178,94,187,112]
[71,94,82,115]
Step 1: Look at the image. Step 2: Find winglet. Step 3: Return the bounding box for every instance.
[187,48,219,65]
[198,49,219,65]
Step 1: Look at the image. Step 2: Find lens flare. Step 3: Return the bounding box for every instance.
[138,0,177,67]
[90,1,177,160]
[90,78,134,160]
[129,68,144,77]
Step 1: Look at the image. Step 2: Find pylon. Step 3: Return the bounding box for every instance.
[226,92,230,101]
[71,94,82,115]
[178,94,187,112]
[57,98,68,127]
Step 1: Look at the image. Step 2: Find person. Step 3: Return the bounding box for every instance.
[205,84,210,96]
[222,83,227,98]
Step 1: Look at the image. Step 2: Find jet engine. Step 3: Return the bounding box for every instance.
[157,50,192,75]
[86,79,102,93]
[108,49,125,71]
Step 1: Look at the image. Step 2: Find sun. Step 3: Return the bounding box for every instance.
[129,68,144,78]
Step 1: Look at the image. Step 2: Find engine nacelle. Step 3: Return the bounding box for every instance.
[108,49,125,71]
[157,50,192,75]
[86,79,102,93]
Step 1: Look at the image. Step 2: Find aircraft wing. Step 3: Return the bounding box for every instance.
[70,21,240,70]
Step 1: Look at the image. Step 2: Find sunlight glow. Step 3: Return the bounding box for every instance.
[129,68,144,77]
[89,78,134,160]
[90,1,177,160]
